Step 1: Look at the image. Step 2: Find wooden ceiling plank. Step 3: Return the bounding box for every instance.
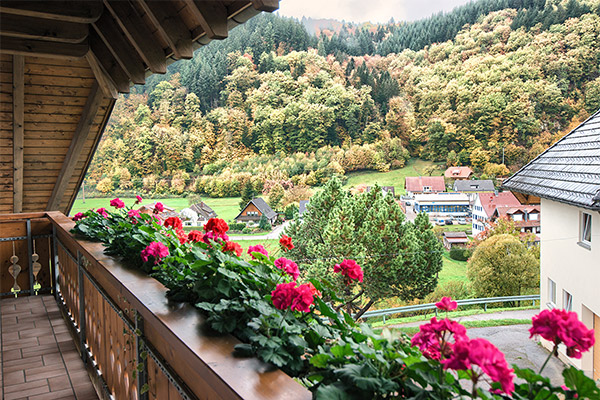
[13,55,24,213]
[0,13,88,44]
[92,12,146,84]
[104,0,167,74]
[138,0,194,59]
[251,0,279,12]
[1,37,89,60]
[185,0,228,40]
[89,31,131,94]
[0,1,103,24]
[47,83,105,211]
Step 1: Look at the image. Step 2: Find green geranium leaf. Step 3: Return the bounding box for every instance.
[315,384,354,400]
[563,366,599,398]
[309,353,331,368]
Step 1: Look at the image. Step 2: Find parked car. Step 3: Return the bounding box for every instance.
[445,219,454,225]
[457,218,467,225]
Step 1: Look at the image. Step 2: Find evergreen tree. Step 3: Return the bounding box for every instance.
[239,181,256,211]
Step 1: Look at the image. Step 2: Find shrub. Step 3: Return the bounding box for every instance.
[449,247,471,261]
[258,216,271,231]
[228,222,246,232]
[424,280,471,303]
[242,227,252,234]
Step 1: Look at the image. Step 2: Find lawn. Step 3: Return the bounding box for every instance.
[71,196,243,221]
[383,319,532,336]
[343,159,443,194]
[439,251,469,285]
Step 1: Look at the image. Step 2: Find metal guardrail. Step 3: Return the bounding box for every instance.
[361,295,540,323]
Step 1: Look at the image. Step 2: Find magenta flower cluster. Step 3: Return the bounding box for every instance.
[141,241,169,264]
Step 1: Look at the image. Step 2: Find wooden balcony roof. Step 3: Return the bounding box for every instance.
[0,0,278,215]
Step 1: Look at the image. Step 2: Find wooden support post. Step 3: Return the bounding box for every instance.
[47,83,104,211]
[13,55,24,213]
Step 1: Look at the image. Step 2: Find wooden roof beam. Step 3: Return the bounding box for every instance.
[0,13,88,43]
[93,12,146,84]
[89,31,131,94]
[185,0,228,40]
[47,83,105,211]
[0,36,89,59]
[252,0,279,12]
[0,1,103,24]
[138,1,194,60]
[104,0,167,74]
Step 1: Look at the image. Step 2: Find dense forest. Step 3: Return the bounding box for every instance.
[86,0,600,201]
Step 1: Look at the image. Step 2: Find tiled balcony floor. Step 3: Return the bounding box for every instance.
[1,295,99,400]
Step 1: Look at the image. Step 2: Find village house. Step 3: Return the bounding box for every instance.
[138,202,179,219]
[367,185,396,197]
[503,109,600,380]
[180,202,217,226]
[471,191,523,237]
[412,192,470,216]
[442,231,470,250]
[453,179,495,203]
[404,176,446,196]
[491,205,541,234]
[444,166,473,180]
[235,197,278,225]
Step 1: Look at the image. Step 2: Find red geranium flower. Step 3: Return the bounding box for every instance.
[110,198,125,209]
[187,230,203,242]
[96,208,108,218]
[271,282,296,311]
[204,218,229,235]
[163,217,183,230]
[291,283,315,312]
[306,282,322,298]
[279,235,294,251]
[334,259,363,283]
[247,244,268,259]
[274,257,300,281]
[154,202,164,213]
[222,241,243,257]
[436,297,458,311]
[411,317,468,361]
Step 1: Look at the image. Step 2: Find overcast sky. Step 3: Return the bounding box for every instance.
[277,0,473,23]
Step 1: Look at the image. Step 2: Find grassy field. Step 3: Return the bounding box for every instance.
[385,319,531,336]
[71,196,243,221]
[439,251,469,285]
[344,159,443,194]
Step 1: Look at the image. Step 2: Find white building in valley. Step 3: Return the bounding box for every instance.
[471,191,521,237]
[503,109,600,379]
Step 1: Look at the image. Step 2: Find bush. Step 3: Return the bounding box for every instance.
[258,216,271,231]
[449,247,471,261]
[242,227,252,234]
[229,222,246,232]
[424,280,471,303]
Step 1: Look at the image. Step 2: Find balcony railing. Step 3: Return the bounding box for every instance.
[0,212,310,400]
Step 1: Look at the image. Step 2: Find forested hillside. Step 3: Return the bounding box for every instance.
[87,0,600,200]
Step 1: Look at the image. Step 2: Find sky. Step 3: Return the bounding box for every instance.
[277,0,473,24]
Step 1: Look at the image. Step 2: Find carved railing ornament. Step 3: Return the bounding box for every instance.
[9,241,21,296]
[32,239,42,294]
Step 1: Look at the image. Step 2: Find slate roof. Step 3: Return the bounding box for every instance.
[444,166,473,179]
[235,198,277,220]
[503,110,600,210]
[189,202,217,219]
[405,176,446,192]
[443,231,468,239]
[453,180,495,192]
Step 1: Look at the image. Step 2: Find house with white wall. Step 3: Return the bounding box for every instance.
[503,110,600,380]
[471,191,521,237]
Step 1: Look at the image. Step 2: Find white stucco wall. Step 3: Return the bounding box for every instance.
[539,199,600,375]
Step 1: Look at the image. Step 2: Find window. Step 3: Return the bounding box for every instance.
[529,213,539,221]
[247,211,259,217]
[548,279,556,305]
[579,212,592,249]
[563,290,573,312]
[423,186,431,192]
[512,214,523,221]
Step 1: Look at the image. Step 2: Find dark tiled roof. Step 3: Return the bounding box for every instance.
[235,198,277,220]
[453,180,495,192]
[189,202,217,218]
[443,231,468,239]
[503,110,600,210]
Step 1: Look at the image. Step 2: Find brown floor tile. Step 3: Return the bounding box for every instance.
[3,376,48,394]
[2,348,23,361]
[48,374,73,391]
[3,370,25,385]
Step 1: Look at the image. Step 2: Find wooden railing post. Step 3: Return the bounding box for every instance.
[51,225,58,296]
[135,310,149,400]
[77,250,87,364]
[26,219,34,294]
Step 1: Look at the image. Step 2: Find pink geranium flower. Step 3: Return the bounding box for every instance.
[529,309,595,359]
[271,282,315,312]
[274,257,300,281]
[442,338,515,395]
[291,283,315,312]
[247,244,268,259]
[110,198,125,209]
[135,195,143,204]
[73,212,85,221]
[436,297,458,311]
[141,241,169,264]
[154,202,164,213]
[128,209,141,219]
[96,208,108,218]
[411,317,468,360]
[334,259,363,283]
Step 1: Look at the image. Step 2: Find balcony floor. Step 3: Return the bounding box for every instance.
[1,295,99,400]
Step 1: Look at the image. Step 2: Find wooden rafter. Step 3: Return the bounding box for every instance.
[89,31,131,93]
[12,55,24,213]
[185,0,228,40]
[0,13,88,44]
[104,0,167,74]
[1,36,89,59]
[138,1,193,60]
[47,83,105,211]
[0,1,103,24]
[86,52,118,100]
[92,12,146,84]
[252,0,279,12]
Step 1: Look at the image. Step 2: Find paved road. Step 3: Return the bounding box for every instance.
[229,220,291,241]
